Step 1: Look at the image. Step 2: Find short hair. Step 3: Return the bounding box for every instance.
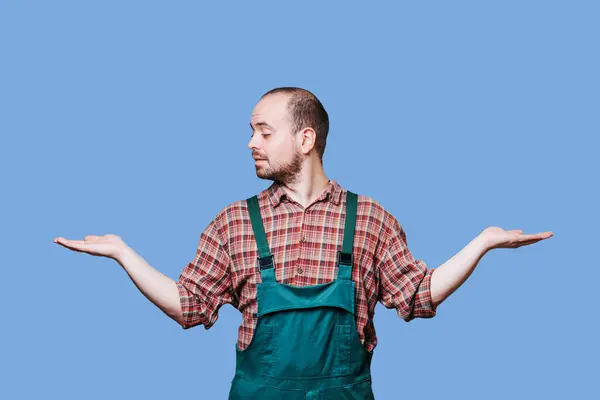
[261,87,329,163]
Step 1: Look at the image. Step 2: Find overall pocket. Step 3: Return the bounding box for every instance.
[264,307,352,379]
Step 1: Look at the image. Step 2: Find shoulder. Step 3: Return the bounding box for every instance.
[200,198,250,246]
[353,192,395,226]
[352,191,404,246]
[212,199,250,226]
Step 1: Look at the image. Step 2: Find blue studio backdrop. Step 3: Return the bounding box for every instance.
[1,1,598,399]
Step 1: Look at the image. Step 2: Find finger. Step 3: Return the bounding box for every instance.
[54,238,91,251]
[517,232,553,241]
[516,239,543,247]
[57,239,87,244]
[517,233,554,246]
[54,241,86,253]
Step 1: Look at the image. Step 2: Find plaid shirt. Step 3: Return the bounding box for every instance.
[176,179,437,352]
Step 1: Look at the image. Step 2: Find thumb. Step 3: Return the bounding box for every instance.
[85,235,102,241]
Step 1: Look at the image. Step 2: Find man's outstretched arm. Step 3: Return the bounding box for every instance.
[55,211,234,331]
[54,234,185,326]
[430,226,553,309]
[116,244,184,326]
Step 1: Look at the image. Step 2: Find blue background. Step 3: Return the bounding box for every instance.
[1,1,597,399]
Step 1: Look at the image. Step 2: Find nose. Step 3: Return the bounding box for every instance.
[248,134,260,151]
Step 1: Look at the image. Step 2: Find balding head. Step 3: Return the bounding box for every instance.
[260,87,329,163]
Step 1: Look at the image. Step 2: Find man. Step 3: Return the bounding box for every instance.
[54,87,553,399]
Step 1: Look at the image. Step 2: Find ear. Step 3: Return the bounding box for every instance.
[298,127,316,155]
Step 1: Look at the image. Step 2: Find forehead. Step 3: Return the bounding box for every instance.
[251,93,291,127]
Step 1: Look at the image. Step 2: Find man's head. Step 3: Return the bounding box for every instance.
[248,87,329,184]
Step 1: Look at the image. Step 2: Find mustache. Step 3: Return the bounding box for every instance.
[252,152,268,160]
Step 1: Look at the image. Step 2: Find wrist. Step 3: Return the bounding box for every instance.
[476,231,493,253]
[114,244,132,265]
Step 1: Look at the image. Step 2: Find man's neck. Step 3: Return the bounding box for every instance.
[277,166,329,209]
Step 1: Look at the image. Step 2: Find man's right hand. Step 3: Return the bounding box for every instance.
[54,234,128,262]
[53,234,184,326]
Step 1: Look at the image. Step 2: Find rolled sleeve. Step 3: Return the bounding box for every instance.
[177,216,233,330]
[377,213,437,322]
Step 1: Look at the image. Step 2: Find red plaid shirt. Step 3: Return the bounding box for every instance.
[176,179,437,352]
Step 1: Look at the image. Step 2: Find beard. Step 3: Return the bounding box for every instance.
[255,149,304,185]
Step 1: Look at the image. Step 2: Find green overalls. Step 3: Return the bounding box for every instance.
[228,191,375,399]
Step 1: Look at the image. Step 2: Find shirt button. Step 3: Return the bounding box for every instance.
[301,236,306,243]
[297,267,303,274]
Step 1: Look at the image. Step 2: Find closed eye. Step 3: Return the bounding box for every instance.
[250,131,271,137]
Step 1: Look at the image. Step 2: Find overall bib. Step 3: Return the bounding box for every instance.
[228,191,374,399]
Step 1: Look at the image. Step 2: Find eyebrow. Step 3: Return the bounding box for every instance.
[249,121,274,130]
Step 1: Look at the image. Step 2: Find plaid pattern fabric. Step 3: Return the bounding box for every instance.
[176,179,437,352]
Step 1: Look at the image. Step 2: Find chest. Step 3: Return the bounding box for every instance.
[227,204,380,289]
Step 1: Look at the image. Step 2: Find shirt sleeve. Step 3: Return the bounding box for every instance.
[376,212,437,322]
[176,215,233,330]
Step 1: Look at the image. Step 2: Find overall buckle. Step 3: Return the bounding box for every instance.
[337,251,353,266]
[257,254,274,270]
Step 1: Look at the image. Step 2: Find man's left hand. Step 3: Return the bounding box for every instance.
[481,226,553,250]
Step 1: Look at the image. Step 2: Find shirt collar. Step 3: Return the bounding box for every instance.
[267,179,343,207]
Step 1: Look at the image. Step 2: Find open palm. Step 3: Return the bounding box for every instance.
[482,226,553,250]
[53,234,126,260]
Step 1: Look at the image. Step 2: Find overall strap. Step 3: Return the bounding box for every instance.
[247,195,276,282]
[337,191,357,281]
